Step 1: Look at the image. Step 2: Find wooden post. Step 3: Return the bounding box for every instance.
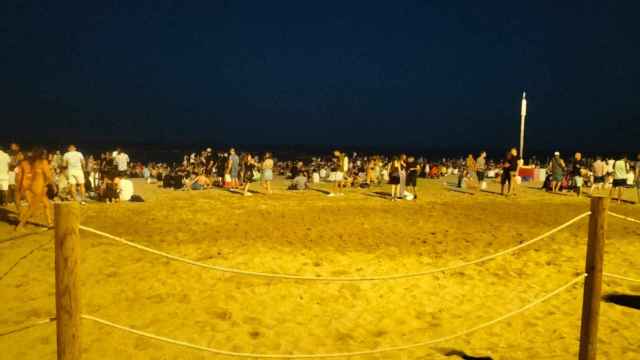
[578,196,609,360]
[54,202,81,360]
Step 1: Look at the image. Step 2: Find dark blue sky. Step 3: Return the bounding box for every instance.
[2,1,638,152]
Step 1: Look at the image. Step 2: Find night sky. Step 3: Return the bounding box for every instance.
[2,1,639,153]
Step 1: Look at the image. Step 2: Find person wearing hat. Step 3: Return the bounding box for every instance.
[549,151,566,193]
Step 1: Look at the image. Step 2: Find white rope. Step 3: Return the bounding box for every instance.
[607,211,640,225]
[604,272,640,283]
[81,274,586,358]
[78,212,590,281]
[0,317,55,337]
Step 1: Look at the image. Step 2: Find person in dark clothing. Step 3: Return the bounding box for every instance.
[501,148,519,196]
[405,156,419,199]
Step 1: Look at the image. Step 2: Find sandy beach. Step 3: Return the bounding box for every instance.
[1,177,639,359]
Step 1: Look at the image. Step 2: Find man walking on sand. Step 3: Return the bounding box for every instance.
[63,144,87,204]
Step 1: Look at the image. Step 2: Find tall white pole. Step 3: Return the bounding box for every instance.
[520,91,527,160]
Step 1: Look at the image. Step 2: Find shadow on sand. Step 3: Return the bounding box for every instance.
[438,348,493,360]
[603,293,640,310]
[308,187,332,195]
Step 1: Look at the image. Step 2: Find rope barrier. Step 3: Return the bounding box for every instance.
[81,274,586,358]
[0,317,55,337]
[604,272,640,283]
[78,211,590,281]
[607,211,640,225]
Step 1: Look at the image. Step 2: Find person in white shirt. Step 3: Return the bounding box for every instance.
[610,155,629,205]
[114,149,130,176]
[115,176,134,202]
[63,144,86,203]
[0,146,10,205]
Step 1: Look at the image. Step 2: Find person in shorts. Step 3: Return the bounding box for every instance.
[590,156,607,194]
[549,151,565,193]
[63,144,86,204]
[610,154,628,205]
[405,155,419,200]
[476,151,487,189]
[501,148,519,196]
[572,152,585,197]
[328,150,348,196]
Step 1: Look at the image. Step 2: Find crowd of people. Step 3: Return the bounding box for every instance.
[1,142,639,229]
[0,143,141,229]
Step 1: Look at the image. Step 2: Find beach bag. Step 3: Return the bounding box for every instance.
[252,170,261,181]
[223,174,232,188]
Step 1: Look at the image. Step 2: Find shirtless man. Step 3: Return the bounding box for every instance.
[16,148,53,229]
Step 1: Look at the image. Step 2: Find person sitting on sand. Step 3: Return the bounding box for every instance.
[187,170,212,190]
[16,148,53,229]
[114,175,134,202]
[289,171,308,190]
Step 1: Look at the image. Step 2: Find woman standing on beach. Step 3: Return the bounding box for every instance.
[261,152,274,194]
[388,157,401,201]
[16,148,53,229]
[242,153,257,196]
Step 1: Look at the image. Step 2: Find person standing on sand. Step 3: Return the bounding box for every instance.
[16,148,53,229]
[398,154,407,197]
[500,148,519,196]
[242,153,257,196]
[9,143,24,213]
[549,151,566,193]
[63,144,87,204]
[405,155,419,200]
[114,148,130,177]
[388,157,401,201]
[590,156,607,194]
[572,152,585,197]
[610,154,629,205]
[328,150,348,196]
[228,148,240,189]
[476,151,487,189]
[0,146,10,206]
[261,152,274,194]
